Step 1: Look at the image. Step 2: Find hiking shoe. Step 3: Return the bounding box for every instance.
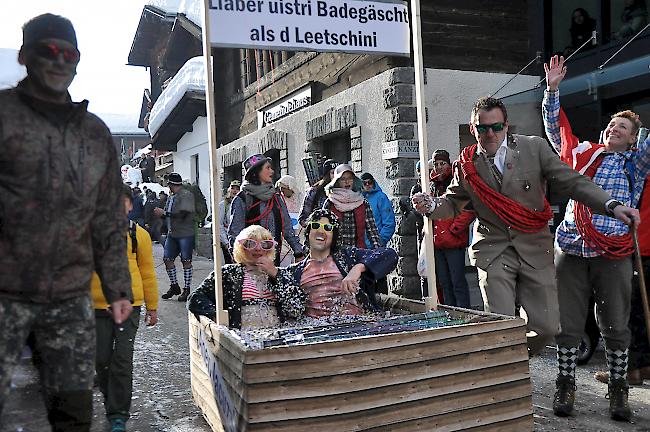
[178,288,190,302]
[553,375,576,417]
[161,283,181,299]
[109,418,127,432]
[608,378,631,422]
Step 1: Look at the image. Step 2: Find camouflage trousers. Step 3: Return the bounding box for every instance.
[0,295,95,432]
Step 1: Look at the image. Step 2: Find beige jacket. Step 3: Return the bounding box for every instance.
[430,134,612,270]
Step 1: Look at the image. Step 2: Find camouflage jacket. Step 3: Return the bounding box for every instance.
[187,264,307,328]
[0,81,132,304]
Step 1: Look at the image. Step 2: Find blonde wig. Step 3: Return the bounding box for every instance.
[232,225,275,264]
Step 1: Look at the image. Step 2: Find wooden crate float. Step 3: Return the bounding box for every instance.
[189,296,533,431]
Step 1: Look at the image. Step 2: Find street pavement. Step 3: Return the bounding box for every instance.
[2,245,650,431]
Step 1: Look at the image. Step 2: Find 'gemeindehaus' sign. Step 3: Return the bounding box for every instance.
[207,0,410,56]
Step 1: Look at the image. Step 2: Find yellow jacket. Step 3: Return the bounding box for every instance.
[91,223,158,311]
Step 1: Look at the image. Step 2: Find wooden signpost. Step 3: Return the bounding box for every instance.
[201,0,434,325]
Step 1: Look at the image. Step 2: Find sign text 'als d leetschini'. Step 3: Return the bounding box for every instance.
[207,0,410,56]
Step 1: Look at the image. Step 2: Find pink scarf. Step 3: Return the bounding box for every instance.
[328,188,364,212]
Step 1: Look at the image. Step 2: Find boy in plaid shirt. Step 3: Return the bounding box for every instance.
[543,55,650,422]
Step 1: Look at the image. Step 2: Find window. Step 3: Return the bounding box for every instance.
[191,154,199,185]
[610,0,648,42]
[264,149,282,185]
[548,1,649,55]
[308,131,353,167]
[238,49,296,89]
[224,163,242,192]
[550,0,599,56]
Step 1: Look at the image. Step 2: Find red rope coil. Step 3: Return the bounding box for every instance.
[458,145,553,233]
[573,202,633,258]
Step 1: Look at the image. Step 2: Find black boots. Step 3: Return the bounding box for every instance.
[608,378,631,422]
[177,289,189,302]
[161,283,181,299]
[553,375,576,417]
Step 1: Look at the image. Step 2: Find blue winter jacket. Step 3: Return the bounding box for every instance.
[362,183,396,246]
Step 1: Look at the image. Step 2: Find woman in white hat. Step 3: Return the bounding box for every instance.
[323,164,382,250]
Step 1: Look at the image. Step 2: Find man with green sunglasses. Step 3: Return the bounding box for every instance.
[413,96,638,359]
[277,209,398,318]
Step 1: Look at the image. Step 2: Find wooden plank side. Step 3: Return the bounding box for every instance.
[191,354,251,432]
[248,381,531,432]
[243,318,525,364]
[244,327,526,383]
[201,318,248,363]
[465,415,534,432]
[361,398,533,432]
[247,362,530,423]
[190,337,226,432]
[192,382,226,432]
[246,344,528,403]
[190,342,249,403]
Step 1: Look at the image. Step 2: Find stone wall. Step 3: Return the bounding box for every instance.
[195,226,214,259]
[382,68,421,299]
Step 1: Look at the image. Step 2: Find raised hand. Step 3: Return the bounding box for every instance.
[544,55,567,92]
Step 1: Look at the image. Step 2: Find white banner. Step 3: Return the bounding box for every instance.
[207,0,410,56]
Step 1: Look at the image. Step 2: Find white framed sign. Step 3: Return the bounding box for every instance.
[207,0,410,55]
[257,85,312,129]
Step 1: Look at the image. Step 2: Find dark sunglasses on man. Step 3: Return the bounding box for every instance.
[362,180,374,186]
[475,122,505,134]
[31,42,80,64]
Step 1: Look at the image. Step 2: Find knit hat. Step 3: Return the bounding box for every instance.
[433,149,451,164]
[167,172,183,185]
[23,14,78,48]
[275,175,298,193]
[229,180,241,188]
[243,153,272,178]
[360,172,375,182]
[320,159,339,177]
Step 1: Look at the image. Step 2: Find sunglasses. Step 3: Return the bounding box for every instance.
[238,238,277,251]
[475,122,505,134]
[362,180,374,185]
[32,43,80,64]
[309,222,336,232]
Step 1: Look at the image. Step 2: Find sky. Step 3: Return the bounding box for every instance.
[0,1,151,125]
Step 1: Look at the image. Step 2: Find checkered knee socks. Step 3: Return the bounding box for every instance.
[166,266,178,285]
[606,348,628,381]
[557,346,578,378]
[183,265,193,291]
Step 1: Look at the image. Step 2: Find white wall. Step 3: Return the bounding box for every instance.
[424,69,542,161]
[218,69,394,194]
[216,67,543,201]
[173,116,212,214]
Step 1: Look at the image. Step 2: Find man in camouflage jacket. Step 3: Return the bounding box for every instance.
[0,14,132,432]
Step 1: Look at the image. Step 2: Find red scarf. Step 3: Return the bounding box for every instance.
[457,144,553,233]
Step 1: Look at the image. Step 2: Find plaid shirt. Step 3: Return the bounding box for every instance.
[543,89,650,257]
[323,199,383,249]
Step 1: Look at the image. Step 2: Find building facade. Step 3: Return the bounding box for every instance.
[129,0,544,298]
